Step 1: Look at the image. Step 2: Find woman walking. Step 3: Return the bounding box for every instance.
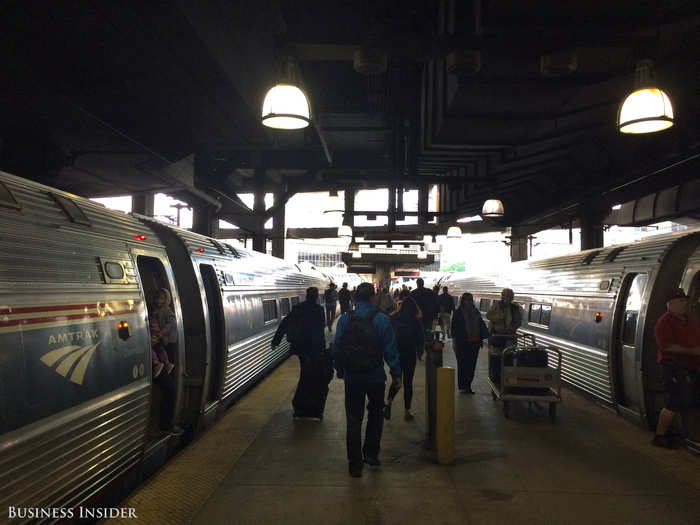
[391,297,424,420]
[451,293,488,393]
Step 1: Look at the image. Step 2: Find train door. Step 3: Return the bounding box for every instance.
[200,264,225,405]
[136,255,179,434]
[614,272,648,415]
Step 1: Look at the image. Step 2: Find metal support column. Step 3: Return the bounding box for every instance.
[418,184,429,225]
[343,188,355,229]
[252,167,266,253]
[271,191,285,259]
[580,206,605,250]
[509,227,528,262]
[132,193,154,217]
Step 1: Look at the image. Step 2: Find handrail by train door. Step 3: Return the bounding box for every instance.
[613,272,648,416]
[200,264,225,405]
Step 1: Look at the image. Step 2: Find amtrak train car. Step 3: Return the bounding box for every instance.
[444,227,700,431]
[0,171,329,520]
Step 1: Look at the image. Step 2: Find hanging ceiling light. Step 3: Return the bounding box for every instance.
[347,238,359,252]
[482,199,505,218]
[337,224,353,238]
[618,59,673,134]
[352,250,362,259]
[417,248,428,260]
[261,83,311,130]
[446,226,462,239]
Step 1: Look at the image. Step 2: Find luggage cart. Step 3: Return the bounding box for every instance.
[487,333,562,422]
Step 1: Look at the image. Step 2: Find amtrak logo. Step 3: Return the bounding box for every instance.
[40,340,102,385]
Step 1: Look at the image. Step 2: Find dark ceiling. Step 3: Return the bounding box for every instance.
[2,0,700,234]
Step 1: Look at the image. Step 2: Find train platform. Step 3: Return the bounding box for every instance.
[108,338,700,525]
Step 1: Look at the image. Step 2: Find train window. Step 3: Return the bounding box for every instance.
[0,181,21,209]
[582,250,601,265]
[100,258,129,284]
[263,299,278,322]
[224,273,234,285]
[50,193,91,226]
[528,303,551,327]
[479,298,491,312]
[280,298,291,317]
[604,247,626,263]
[291,297,300,306]
[621,273,647,345]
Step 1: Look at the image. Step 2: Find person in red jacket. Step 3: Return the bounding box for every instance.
[652,288,700,448]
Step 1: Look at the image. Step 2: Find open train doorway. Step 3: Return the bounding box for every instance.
[613,272,648,417]
[136,255,178,436]
[200,264,225,406]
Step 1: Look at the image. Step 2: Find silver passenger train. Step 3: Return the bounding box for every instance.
[0,171,331,520]
[444,227,700,431]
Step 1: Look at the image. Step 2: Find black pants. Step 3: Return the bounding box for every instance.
[454,340,480,390]
[293,353,331,418]
[344,381,385,466]
[340,301,351,314]
[154,372,175,430]
[399,350,417,410]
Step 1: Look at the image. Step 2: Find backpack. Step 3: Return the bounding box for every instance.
[340,310,383,372]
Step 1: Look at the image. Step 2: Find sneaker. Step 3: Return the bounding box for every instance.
[349,464,363,477]
[404,410,414,421]
[153,362,164,378]
[363,456,381,467]
[651,434,672,449]
[166,362,175,374]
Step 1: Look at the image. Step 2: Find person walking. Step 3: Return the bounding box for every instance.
[272,287,332,420]
[486,288,522,385]
[451,293,489,393]
[334,282,401,477]
[371,285,395,314]
[651,288,700,448]
[410,278,439,356]
[324,283,339,330]
[338,282,351,314]
[391,297,424,420]
[438,286,455,339]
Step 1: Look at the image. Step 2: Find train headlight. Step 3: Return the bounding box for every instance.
[117,321,132,340]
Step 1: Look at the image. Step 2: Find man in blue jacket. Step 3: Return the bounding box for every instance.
[334,282,402,477]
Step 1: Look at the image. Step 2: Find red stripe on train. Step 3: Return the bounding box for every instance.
[0,309,139,327]
[0,302,140,315]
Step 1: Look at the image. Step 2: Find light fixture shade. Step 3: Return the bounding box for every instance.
[352,250,362,258]
[482,199,505,218]
[446,226,462,239]
[618,88,673,134]
[428,242,440,253]
[348,239,359,252]
[417,249,428,259]
[261,84,311,129]
[337,224,353,238]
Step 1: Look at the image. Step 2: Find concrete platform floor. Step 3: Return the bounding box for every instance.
[110,339,700,525]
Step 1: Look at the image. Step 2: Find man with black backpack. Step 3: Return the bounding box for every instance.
[272,287,332,420]
[333,282,401,478]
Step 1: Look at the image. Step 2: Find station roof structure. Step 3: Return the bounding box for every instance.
[1,1,700,237]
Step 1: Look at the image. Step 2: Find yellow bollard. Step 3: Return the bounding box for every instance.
[436,367,455,464]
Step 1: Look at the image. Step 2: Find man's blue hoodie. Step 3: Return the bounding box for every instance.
[333,300,401,383]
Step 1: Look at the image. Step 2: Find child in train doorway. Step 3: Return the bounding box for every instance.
[150,288,177,376]
[150,317,174,378]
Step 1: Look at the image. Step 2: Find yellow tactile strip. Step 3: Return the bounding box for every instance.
[107,359,297,525]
